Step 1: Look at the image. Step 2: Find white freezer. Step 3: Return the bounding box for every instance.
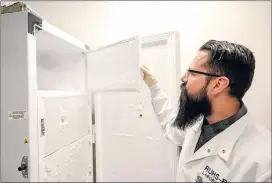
[1,11,180,182]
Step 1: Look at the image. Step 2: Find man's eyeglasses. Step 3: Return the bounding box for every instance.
[186,69,222,77]
[184,69,233,86]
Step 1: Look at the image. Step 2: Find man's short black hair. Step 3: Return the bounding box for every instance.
[199,40,256,99]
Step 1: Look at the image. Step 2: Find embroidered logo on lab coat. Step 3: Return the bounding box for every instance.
[201,165,229,183]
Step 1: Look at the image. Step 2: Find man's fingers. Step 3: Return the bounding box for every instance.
[140,66,150,75]
[142,65,149,70]
[140,65,157,86]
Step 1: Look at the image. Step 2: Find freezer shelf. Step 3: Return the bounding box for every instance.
[39,135,92,182]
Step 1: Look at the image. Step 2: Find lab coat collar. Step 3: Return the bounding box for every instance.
[191,115,204,132]
[217,113,249,161]
[185,113,249,163]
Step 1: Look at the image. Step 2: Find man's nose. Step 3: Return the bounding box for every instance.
[180,73,187,83]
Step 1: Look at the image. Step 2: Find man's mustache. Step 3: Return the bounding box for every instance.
[180,83,186,90]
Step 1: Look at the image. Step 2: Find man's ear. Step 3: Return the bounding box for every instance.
[210,76,230,96]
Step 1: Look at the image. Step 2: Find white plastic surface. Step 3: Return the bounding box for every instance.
[36,21,88,91]
[95,92,176,182]
[95,32,180,182]
[39,136,92,182]
[37,52,86,91]
[37,90,88,98]
[87,37,142,92]
[38,94,90,157]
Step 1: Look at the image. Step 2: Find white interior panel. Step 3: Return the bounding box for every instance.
[39,136,92,182]
[37,53,86,91]
[95,32,180,182]
[87,37,142,92]
[38,93,90,157]
[36,25,88,91]
[141,42,169,94]
[95,92,176,182]
[141,32,180,105]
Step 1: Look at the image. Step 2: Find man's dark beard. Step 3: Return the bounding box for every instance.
[174,83,212,130]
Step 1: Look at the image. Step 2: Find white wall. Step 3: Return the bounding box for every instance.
[26,1,271,129]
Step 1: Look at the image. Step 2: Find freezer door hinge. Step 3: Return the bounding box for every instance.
[91,133,95,143]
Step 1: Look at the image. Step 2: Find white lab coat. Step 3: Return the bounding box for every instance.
[149,84,271,182]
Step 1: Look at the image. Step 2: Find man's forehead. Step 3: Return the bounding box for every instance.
[190,51,210,69]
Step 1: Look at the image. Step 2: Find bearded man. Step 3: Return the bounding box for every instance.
[141,40,271,182]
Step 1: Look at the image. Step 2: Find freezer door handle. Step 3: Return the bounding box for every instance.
[18,156,28,179]
[18,164,27,171]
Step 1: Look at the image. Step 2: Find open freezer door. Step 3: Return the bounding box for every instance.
[87,37,142,92]
[94,32,180,182]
